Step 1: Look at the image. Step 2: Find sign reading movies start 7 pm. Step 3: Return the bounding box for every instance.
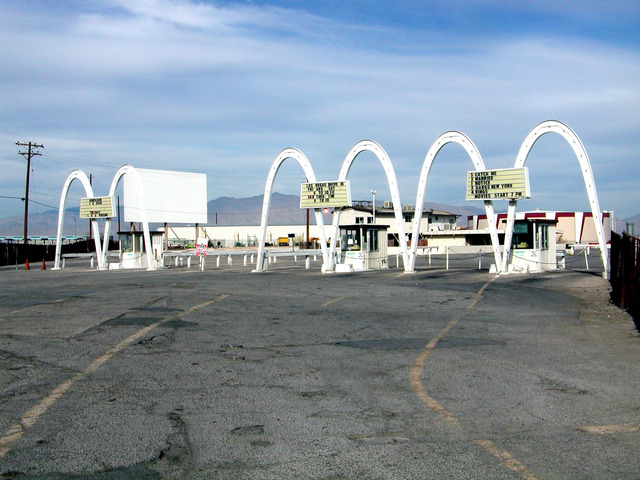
[300,181,352,209]
[465,167,531,201]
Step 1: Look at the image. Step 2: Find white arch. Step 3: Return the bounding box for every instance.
[53,170,104,270]
[255,148,329,272]
[327,140,411,272]
[408,132,502,272]
[501,120,610,278]
[101,165,156,270]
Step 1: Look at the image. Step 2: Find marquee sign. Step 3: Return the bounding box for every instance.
[466,167,530,201]
[300,181,352,208]
[79,196,116,218]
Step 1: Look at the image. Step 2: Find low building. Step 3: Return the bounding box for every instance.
[469,210,612,246]
[163,224,327,249]
[338,202,459,248]
[162,202,460,251]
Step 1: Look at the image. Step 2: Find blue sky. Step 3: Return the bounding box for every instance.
[1,0,639,223]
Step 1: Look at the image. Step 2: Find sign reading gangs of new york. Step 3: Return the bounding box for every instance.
[465,168,530,201]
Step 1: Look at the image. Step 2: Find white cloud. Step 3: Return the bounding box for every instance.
[0,0,639,219]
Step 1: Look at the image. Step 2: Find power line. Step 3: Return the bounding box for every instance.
[29,198,58,210]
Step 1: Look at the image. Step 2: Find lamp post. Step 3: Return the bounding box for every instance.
[371,190,376,223]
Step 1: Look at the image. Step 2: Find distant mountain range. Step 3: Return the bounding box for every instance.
[205,194,486,226]
[0,193,636,236]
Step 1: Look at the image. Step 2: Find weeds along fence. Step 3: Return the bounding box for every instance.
[610,232,640,329]
[0,240,119,267]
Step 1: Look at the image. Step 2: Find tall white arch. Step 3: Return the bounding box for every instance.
[53,170,104,270]
[501,120,609,278]
[100,165,156,270]
[327,140,410,272]
[255,148,328,272]
[408,132,502,272]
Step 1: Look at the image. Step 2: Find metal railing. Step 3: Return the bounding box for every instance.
[610,232,639,329]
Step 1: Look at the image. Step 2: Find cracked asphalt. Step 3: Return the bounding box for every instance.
[0,255,639,479]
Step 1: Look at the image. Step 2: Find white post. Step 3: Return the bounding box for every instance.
[428,249,432,266]
[91,256,95,269]
[216,255,220,267]
[371,190,376,223]
[446,246,449,270]
[478,250,482,270]
[228,255,232,266]
[396,254,400,268]
[187,256,191,268]
[244,254,247,266]
[251,254,255,263]
[584,248,589,270]
[305,256,310,269]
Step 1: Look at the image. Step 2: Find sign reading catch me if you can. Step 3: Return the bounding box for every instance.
[79,196,116,218]
[465,167,531,201]
[300,181,352,209]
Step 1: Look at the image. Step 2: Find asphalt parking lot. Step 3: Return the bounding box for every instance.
[0,255,639,479]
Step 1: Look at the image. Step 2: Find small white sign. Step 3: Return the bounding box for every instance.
[195,237,208,257]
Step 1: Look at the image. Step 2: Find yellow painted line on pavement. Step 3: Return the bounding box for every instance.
[320,283,373,307]
[575,423,640,434]
[0,294,229,461]
[6,286,131,316]
[320,271,405,307]
[410,277,541,480]
[473,439,541,480]
[320,293,353,307]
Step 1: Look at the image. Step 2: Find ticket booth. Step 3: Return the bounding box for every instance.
[509,218,563,273]
[110,231,164,269]
[336,224,388,271]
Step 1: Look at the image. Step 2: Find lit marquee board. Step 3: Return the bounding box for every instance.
[79,196,116,218]
[300,181,352,208]
[465,167,531,201]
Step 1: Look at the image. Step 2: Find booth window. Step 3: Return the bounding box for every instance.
[538,223,549,250]
[512,222,533,249]
[367,229,378,252]
[342,228,361,251]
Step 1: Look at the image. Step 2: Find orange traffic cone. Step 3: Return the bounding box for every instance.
[41,259,46,270]
[25,259,30,270]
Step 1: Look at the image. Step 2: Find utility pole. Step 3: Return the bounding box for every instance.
[16,142,44,244]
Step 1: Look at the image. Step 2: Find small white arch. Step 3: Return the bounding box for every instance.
[327,140,410,272]
[255,148,328,272]
[53,170,104,270]
[101,165,155,270]
[408,132,502,272]
[501,120,609,278]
